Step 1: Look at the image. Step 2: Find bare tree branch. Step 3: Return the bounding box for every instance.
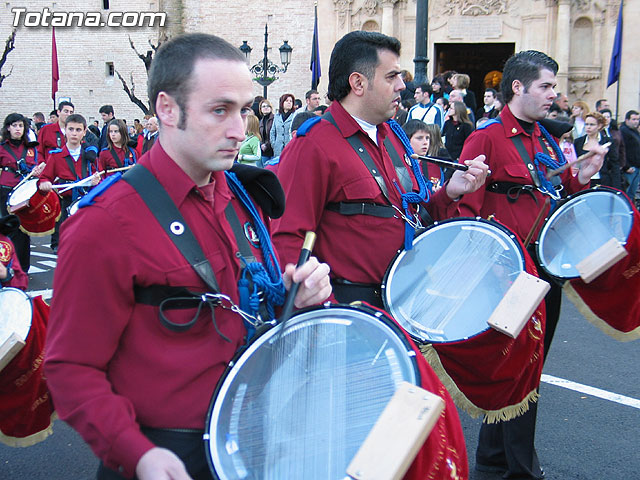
[0,29,17,89]
[115,69,150,115]
[128,35,153,72]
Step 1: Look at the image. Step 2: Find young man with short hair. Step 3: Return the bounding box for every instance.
[406,82,444,128]
[37,101,74,161]
[98,104,115,151]
[39,114,99,252]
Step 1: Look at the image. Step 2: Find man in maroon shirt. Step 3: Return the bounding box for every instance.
[272,31,488,306]
[450,50,606,480]
[37,101,74,161]
[44,34,331,480]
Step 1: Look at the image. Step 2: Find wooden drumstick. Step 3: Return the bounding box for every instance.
[545,142,611,180]
[523,197,550,248]
[13,162,45,190]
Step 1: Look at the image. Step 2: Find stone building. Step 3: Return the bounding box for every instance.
[0,0,637,125]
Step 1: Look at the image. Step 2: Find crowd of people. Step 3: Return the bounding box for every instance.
[0,27,632,480]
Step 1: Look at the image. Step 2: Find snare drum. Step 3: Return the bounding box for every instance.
[204,303,468,480]
[0,290,55,446]
[6,179,61,236]
[382,218,545,421]
[536,187,634,279]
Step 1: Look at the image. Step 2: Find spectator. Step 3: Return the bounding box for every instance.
[141,117,159,155]
[32,112,46,133]
[258,99,275,163]
[600,108,626,184]
[430,76,448,102]
[98,105,115,151]
[621,110,640,200]
[237,114,261,165]
[452,73,477,116]
[476,88,499,121]
[574,111,619,188]
[406,83,444,128]
[403,119,451,190]
[37,101,74,161]
[400,69,416,102]
[595,98,611,112]
[442,101,474,161]
[570,100,589,139]
[270,93,295,157]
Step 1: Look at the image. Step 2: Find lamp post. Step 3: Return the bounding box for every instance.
[414,0,429,84]
[239,24,293,99]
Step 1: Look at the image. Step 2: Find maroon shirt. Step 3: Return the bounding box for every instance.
[0,141,38,188]
[39,145,95,198]
[272,101,452,285]
[37,122,65,161]
[449,104,587,241]
[98,145,137,174]
[44,142,268,476]
[0,233,28,290]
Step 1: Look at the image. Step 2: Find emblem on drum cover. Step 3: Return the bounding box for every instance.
[243,222,260,248]
[0,241,12,262]
[42,204,51,214]
[527,312,543,341]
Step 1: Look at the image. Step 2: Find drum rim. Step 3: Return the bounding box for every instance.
[0,287,33,343]
[6,178,38,207]
[536,186,633,280]
[382,216,526,344]
[203,302,421,479]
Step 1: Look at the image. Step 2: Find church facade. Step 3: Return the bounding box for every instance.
[0,0,636,123]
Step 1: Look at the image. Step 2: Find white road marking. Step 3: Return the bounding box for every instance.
[542,374,640,410]
[31,251,58,259]
[28,288,53,299]
[28,266,46,274]
[40,260,57,268]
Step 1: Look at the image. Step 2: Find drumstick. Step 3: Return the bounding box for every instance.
[13,163,45,190]
[410,153,468,172]
[523,197,550,248]
[278,231,317,325]
[101,165,135,175]
[545,142,611,179]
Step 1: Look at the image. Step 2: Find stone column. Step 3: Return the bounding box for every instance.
[380,0,398,37]
[334,0,354,38]
[555,0,571,95]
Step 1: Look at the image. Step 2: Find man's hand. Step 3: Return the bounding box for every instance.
[90,172,101,186]
[283,256,331,309]
[0,262,7,281]
[135,447,192,480]
[445,154,488,199]
[38,180,53,193]
[32,163,46,177]
[577,143,608,185]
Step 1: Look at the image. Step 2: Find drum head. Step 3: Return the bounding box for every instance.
[7,179,37,208]
[383,219,525,343]
[0,287,32,344]
[537,189,633,279]
[205,305,419,480]
[68,198,81,216]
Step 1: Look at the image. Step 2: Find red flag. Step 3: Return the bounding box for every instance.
[51,28,59,102]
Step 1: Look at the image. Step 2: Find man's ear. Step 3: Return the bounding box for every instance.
[511,79,524,97]
[155,92,180,128]
[348,72,368,97]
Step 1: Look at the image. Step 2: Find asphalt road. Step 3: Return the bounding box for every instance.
[1,237,638,479]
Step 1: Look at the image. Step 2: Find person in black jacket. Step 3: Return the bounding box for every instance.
[442,101,474,161]
[574,111,619,189]
[621,110,640,200]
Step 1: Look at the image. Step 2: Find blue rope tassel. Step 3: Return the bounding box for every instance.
[387,119,431,250]
[225,172,286,324]
[533,123,567,208]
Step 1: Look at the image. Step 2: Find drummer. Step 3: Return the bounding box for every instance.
[449,50,607,480]
[44,33,331,480]
[0,113,45,272]
[38,114,100,253]
[98,119,137,176]
[0,214,28,290]
[271,31,488,307]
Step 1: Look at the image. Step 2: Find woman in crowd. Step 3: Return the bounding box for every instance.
[442,101,474,162]
[574,111,619,188]
[570,100,590,139]
[453,73,477,116]
[430,76,448,103]
[259,99,275,165]
[237,114,261,165]
[0,113,43,271]
[98,119,137,176]
[270,93,295,157]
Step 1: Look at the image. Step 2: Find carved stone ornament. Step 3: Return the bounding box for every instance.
[334,0,353,28]
[364,0,378,16]
[439,0,510,16]
[569,81,591,98]
[572,0,591,12]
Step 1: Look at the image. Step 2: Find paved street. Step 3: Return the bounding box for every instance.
[1,236,638,479]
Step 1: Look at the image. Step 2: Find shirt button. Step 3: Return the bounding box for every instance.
[511,127,518,134]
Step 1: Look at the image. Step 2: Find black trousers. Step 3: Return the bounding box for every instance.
[475,249,562,479]
[50,195,73,250]
[0,185,30,271]
[97,427,213,480]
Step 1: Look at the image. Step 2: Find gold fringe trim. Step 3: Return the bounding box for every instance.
[0,412,57,447]
[564,283,640,342]
[419,344,539,424]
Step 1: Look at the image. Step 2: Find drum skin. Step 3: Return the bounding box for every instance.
[0,294,55,446]
[383,219,546,423]
[564,190,640,341]
[205,304,469,480]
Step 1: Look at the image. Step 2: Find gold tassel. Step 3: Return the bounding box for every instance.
[419,344,539,423]
[564,283,640,342]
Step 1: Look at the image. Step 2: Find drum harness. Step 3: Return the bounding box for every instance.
[59,147,97,201]
[487,120,568,208]
[2,142,33,179]
[108,145,135,168]
[121,164,285,343]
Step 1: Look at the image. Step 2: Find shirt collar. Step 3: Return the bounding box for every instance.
[142,140,232,209]
[327,101,389,143]
[500,104,541,139]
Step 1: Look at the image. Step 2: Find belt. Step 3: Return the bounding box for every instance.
[487,181,539,205]
[327,201,395,218]
[331,278,383,309]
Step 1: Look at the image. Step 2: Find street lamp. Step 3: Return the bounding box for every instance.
[239,24,293,98]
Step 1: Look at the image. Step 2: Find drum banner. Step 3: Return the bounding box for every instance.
[0,296,56,447]
[564,206,640,342]
[418,247,546,424]
[356,303,469,480]
[17,191,61,237]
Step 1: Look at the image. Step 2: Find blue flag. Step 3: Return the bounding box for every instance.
[310,5,321,89]
[607,0,623,87]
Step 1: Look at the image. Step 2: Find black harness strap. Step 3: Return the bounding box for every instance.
[110,148,123,168]
[321,112,414,218]
[487,181,539,205]
[2,143,28,165]
[510,135,542,189]
[55,130,63,148]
